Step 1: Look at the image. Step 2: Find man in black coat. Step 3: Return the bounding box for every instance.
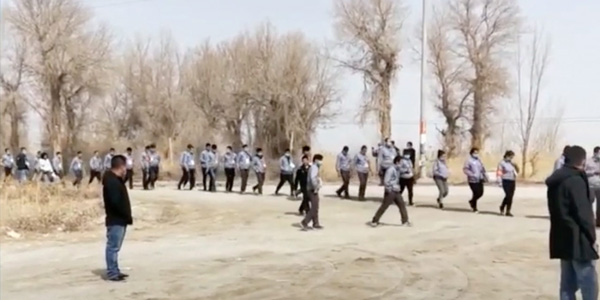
[546,145,598,300]
[102,155,133,282]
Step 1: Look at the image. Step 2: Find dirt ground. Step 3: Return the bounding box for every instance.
[0,182,592,300]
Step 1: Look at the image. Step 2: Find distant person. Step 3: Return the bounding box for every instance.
[353,145,371,201]
[237,144,252,194]
[554,145,571,171]
[38,152,55,183]
[275,148,295,196]
[585,146,600,227]
[295,155,311,215]
[2,148,14,181]
[148,144,160,189]
[399,149,415,206]
[88,150,102,184]
[102,155,133,282]
[178,144,196,190]
[432,150,449,209]
[496,150,519,217]
[206,144,218,192]
[52,151,63,179]
[103,148,115,173]
[124,147,134,189]
[199,143,211,191]
[377,138,397,186]
[300,154,324,230]
[141,146,150,190]
[15,147,29,183]
[300,145,311,165]
[251,148,266,195]
[223,146,237,192]
[463,147,488,213]
[370,155,410,227]
[335,146,351,199]
[546,145,598,300]
[70,151,84,187]
[32,151,41,180]
[404,141,416,166]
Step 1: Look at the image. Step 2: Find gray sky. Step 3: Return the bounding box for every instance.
[75,0,600,153]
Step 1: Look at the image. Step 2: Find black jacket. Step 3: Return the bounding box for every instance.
[295,164,309,190]
[102,171,133,226]
[16,153,28,170]
[546,165,598,260]
[404,148,416,166]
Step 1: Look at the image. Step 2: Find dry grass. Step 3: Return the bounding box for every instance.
[0,182,103,234]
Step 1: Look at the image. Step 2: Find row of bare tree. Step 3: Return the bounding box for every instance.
[0,0,560,177]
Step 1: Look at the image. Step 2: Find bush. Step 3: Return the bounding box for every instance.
[0,183,103,234]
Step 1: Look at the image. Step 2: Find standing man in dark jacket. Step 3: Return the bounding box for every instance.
[546,145,598,300]
[404,141,416,166]
[102,155,132,282]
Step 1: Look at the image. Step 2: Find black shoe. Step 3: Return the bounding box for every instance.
[408,200,414,206]
[438,202,444,209]
[119,273,129,279]
[336,191,342,198]
[299,222,310,231]
[313,225,324,230]
[469,200,478,213]
[107,276,126,282]
[505,212,513,217]
[500,205,505,215]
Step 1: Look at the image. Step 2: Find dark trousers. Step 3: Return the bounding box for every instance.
[501,179,516,213]
[88,170,102,184]
[399,177,415,204]
[275,173,294,195]
[468,181,485,210]
[105,225,127,280]
[125,169,133,189]
[224,168,235,192]
[40,171,54,183]
[240,169,249,193]
[336,170,351,198]
[149,166,159,188]
[3,167,12,181]
[301,192,320,226]
[207,168,216,192]
[201,167,208,191]
[252,172,265,194]
[298,185,310,214]
[378,167,388,185]
[357,172,368,200]
[178,167,189,189]
[73,170,83,187]
[373,190,409,224]
[142,169,149,189]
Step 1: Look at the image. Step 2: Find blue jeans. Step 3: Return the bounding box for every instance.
[105,225,127,279]
[560,260,598,300]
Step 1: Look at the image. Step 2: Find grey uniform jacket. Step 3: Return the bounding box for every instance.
[585,156,600,189]
[223,152,237,169]
[237,151,252,170]
[463,156,487,183]
[279,155,295,174]
[252,156,265,173]
[353,153,369,174]
[89,156,102,171]
[306,164,321,193]
[432,159,449,179]
[377,146,397,170]
[384,166,401,193]
[336,152,351,172]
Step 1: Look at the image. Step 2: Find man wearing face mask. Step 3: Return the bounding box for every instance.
[370,155,410,227]
[354,145,372,201]
[124,147,134,190]
[148,144,161,189]
[103,148,116,175]
[178,144,194,190]
[554,145,571,172]
[223,146,237,192]
[275,148,295,196]
[206,144,218,192]
[102,155,133,282]
[404,142,416,166]
[252,148,266,195]
[300,154,324,230]
[237,144,252,193]
[199,143,211,191]
[585,146,600,227]
[463,147,488,213]
[399,149,415,206]
[377,138,397,186]
[335,146,351,199]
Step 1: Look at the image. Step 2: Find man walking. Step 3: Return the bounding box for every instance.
[335,146,351,199]
[399,149,416,206]
[295,155,311,215]
[124,147,134,189]
[199,143,211,191]
[2,148,14,181]
[585,146,600,227]
[52,151,63,180]
[15,147,29,183]
[546,145,598,299]
[148,144,160,189]
[103,148,115,175]
[252,148,266,195]
[237,144,252,193]
[554,145,571,171]
[300,154,324,230]
[89,151,103,184]
[141,146,150,190]
[70,151,84,187]
[223,146,237,192]
[354,145,371,201]
[178,144,196,190]
[206,144,218,192]
[404,141,416,166]
[370,155,410,227]
[275,149,295,196]
[102,155,133,282]
[377,138,397,187]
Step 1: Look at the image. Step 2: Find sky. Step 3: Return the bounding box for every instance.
[36,0,600,153]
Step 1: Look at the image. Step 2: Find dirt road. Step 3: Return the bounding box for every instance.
[0,183,581,299]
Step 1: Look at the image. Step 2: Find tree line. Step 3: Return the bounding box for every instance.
[0,0,559,177]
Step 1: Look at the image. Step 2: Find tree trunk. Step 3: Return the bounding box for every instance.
[49,81,62,153]
[8,98,20,152]
[521,145,528,179]
[470,88,484,149]
[378,84,392,139]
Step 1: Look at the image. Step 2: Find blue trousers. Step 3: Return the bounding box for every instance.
[560,259,598,300]
[105,225,127,279]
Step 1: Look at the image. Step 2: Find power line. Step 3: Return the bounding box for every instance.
[322,117,600,126]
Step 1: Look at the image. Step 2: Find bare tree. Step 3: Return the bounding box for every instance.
[4,0,112,157]
[333,0,407,139]
[0,36,28,151]
[448,0,521,149]
[427,7,471,157]
[515,28,550,177]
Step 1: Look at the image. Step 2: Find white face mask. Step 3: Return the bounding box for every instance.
[472,153,479,159]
